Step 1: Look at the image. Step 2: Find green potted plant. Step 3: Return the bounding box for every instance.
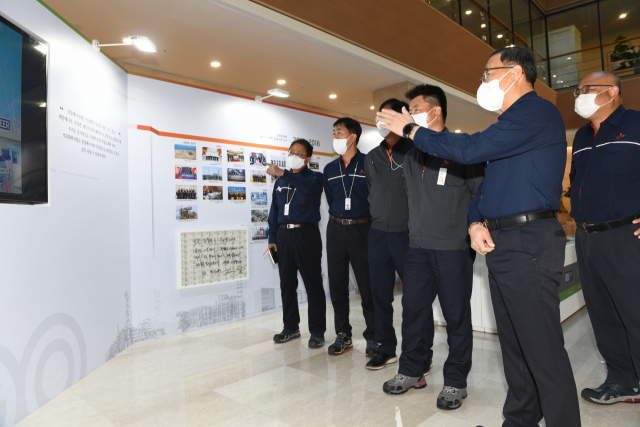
[612,36,640,74]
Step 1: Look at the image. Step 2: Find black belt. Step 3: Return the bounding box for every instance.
[279,223,317,229]
[483,210,557,231]
[329,214,371,225]
[576,214,640,233]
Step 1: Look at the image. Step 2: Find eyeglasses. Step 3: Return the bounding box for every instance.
[481,66,514,83]
[288,150,307,158]
[573,85,613,98]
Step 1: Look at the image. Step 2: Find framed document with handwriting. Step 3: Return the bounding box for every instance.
[178,228,249,289]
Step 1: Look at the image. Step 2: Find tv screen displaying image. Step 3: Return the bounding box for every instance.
[0,13,48,204]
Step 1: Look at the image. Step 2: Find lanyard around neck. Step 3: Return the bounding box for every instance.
[339,161,358,199]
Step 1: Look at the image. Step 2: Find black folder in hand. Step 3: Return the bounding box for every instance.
[268,247,278,265]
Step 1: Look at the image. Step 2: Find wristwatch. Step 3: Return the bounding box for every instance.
[402,123,419,139]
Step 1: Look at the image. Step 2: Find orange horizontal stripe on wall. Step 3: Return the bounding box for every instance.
[136,125,334,157]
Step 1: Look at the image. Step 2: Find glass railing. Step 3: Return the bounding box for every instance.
[422,0,640,90]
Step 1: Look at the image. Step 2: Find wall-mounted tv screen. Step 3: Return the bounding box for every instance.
[0,13,48,204]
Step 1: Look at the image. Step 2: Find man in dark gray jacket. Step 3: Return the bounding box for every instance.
[364,99,435,372]
[382,85,484,411]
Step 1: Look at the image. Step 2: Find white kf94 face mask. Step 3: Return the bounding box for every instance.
[411,107,436,128]
[377,120,390,138]
[574,88,616,119]
[333,135,354,155]
[286,154,306,170]
[476,68,515,111]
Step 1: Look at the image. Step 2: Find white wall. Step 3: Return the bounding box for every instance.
[127,75,378,339]
[0,1,130,425]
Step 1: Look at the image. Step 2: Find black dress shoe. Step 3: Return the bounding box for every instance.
[365,352,397,370]
[308,334,324,348]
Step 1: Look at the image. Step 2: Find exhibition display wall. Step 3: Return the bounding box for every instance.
[127,75,380,347]
[0,1,130,426]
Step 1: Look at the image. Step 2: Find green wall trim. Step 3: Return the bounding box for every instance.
[36,0,127,72]
[559,283,582,302]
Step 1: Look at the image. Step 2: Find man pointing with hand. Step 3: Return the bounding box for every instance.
[377,46,581,427]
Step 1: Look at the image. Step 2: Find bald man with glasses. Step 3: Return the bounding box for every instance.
[571,71,640,406]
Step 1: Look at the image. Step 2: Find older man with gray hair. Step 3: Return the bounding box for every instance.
[570,71,640,405]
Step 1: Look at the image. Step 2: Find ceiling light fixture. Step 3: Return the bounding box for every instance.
[211,61,221,67]
[277,79,286,84]
[567,57,572,60]
[620,13,627,19]
[370,106,374,109]
[466,10,472,15]
[455,130,461,133]
[497,34,503,39]
[255,88,290,103]
[329,94,337,99]
[481,24,486,28]
[92,35,157,52]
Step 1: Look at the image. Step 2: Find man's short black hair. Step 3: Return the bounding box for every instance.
[333,117,362,144]
[379,98,409,114]
[290,139,313,157]
[405,84,448,123]
[491,46,537,87]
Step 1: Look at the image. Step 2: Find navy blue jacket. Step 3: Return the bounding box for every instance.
[570,105,640,223]
[268,167,324,243]
[323,150,370,219]
[413,91,566,223]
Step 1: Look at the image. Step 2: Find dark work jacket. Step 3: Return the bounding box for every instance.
[364,137,415,232]
[404,129,485,250]
[570,105,640,222]
[413,92,566,223]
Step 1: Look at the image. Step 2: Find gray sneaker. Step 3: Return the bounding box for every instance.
[382,373,427,395]
[437,386,467,410]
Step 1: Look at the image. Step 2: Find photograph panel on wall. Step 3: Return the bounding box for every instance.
[249,169,267,184]
[203,166,222,181]
[249,150,267,166]
[270,152,287,169]
[203,185,223,200]
[175,165,197,180]
[309,155,321,170]
[176,204,198,220]
[176,184,197,200]
[227,148,245,163]
[174,143,196,161]
[251,190,268,207]
[251,225,268,242]
[202,145,222,163]
[228,186,246,201]
[251,209,268,223]
[227,167,245,182]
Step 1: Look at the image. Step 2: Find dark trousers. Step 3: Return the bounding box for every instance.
[368,228,435,355]
[486,218,580,427]
[576,223,640,389]
[277,226,326,335]
[398,247,473,388]
[326,220,375,340]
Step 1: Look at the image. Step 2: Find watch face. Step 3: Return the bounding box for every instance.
[402,123,415,135]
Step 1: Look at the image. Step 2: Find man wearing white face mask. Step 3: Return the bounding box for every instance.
[266,139,326,349]
[377,46,580,427]
[570,72,640,406]
[382,85,484,411]
[323,117,375,357]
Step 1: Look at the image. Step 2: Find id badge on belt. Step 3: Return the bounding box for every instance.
[437,168,447,186]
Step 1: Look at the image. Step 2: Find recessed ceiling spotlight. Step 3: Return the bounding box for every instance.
[277,79,286,84]
[370,106,374,109]
[553,75,556,77]
[567,57,571,60]
[329,94,337,99]
[211,61,221,67]
[466,10,472,15]
[497,34,503,39]
[481,24,486,28]
[620,13,627,19]
[455,130,461,133]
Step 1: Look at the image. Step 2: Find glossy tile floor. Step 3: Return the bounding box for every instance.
[16,299,640,427]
